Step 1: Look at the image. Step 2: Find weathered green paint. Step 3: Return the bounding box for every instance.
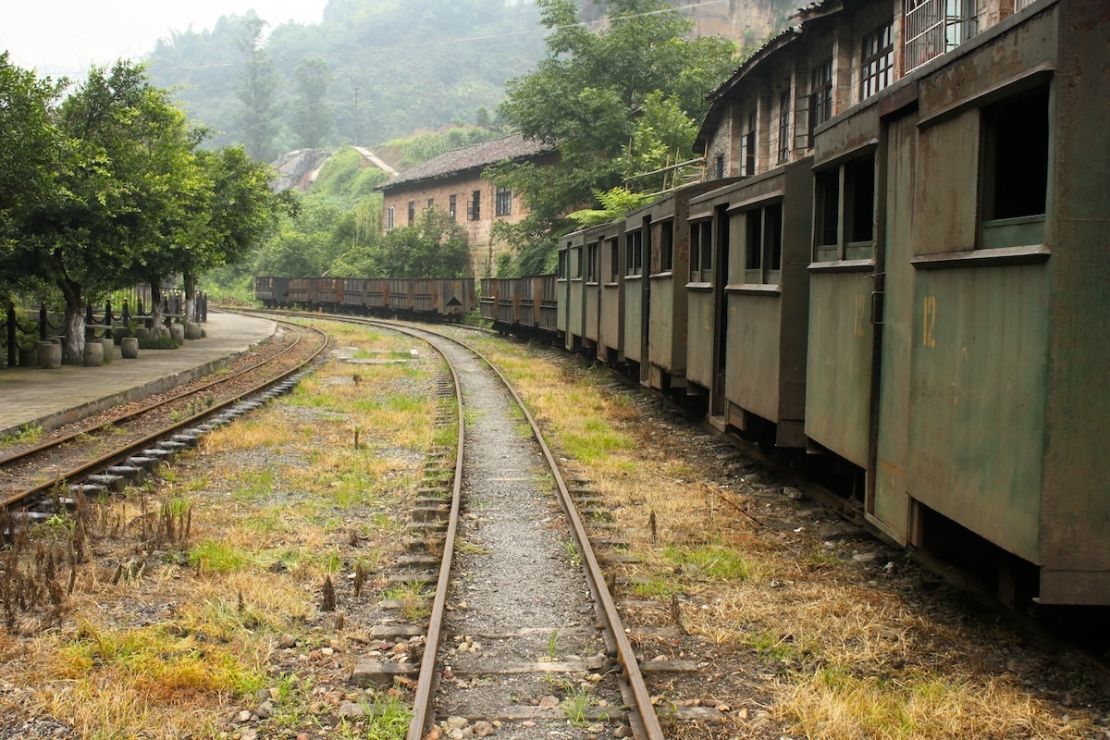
[909,264,1048,563]
[726,294,781,420]
[1037,0,1109,604]
[686,287,714,388]
[804,270,873,467]
[872,113,916,544]
[564,231,585,350]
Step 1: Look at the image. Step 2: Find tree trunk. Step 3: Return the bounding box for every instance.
[184,271,197,324]
[63,300,84,364]
[150,276,164,328]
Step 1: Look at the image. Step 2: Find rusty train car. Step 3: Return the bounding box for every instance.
[483,0,1108,606]
[256,277,475,321]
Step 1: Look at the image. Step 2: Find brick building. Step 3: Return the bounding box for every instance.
[379,134,556,276]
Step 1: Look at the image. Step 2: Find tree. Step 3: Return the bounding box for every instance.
[182,147,291,321]
[237,14,280,161]
[489,0,736,264]
[0,54,64,301]
[291,58,334,148]
[14,62,194,361]
[375,209,469,278]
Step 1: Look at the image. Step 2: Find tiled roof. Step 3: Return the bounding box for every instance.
[381,133,553,190]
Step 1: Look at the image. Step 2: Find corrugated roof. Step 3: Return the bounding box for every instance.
[381,133,554,190]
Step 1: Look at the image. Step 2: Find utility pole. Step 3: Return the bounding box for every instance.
[353,85,361,146]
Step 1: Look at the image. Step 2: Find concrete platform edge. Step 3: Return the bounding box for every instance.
[0,325,278,439]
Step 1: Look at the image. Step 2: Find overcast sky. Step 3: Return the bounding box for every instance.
[1,0,329,77]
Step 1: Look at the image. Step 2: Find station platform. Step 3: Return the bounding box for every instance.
[0,311,276,437]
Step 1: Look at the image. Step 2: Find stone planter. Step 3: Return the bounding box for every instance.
[83,341,104,367]
[99,337,115,364]
[120,337,139,359]
[155,325,171,341]
[170,324,185,343]
[37,341,61,369]
[184,322,203,340]
[134,326,151,340]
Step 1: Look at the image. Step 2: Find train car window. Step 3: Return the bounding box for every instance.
[586,243,598,282]
[659,222,674,272]
[690,220,713,283]
[573,246,583,279]
[608,238,619,282]
[557,251,567,279]
[979,86,1049,249]
[626,231,643,276]
[845,154,875,244]
[745,210,763,272]
[814,169,840,259]
[765,203,783,274]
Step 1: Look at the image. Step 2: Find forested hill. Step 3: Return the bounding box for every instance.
[145,0,545,159]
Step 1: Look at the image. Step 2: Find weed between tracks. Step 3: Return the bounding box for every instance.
[437,328,1101,739]
[0,320,444,738]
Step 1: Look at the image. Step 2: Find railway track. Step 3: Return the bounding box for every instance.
[0,318,329,518]
[248,311,673,737]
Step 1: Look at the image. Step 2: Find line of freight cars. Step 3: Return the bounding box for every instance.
[483,0,1108,609]
[254,277,475,319]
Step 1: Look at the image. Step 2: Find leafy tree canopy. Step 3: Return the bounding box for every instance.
[489,0,737,271]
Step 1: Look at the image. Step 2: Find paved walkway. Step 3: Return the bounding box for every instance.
[0,311,276,436]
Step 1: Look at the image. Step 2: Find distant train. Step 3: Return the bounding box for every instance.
[254,276,475,320]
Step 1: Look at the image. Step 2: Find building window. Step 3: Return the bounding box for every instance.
[407,200,415,225]
[715,154,725,180]
[625,230,643,276]
[659,221,674,272]
[689,220,713,283]
[742,203,784,284]
[860,22,894,100]
[449,194,457,220]
[427,198,434,210]
[386,206,395,230]
[608,238,619,281]
[904,0,978,72]
[467,190,481,221]
[495,186,512,217]
[814,151,876,262]
[809,59,833,144]
[777,87,790,164]
[979,86,1049,248]
[740,109,757,177]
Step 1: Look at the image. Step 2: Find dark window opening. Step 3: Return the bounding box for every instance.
[690,221,713,282]
[626,230,643,276]
[586,242,599,282]
[495,186,512,217]
[983,87,1049,221]
[659,222,674,272]
[386,206,395,230]
[777,88,791,164]
[469,190,481,221]
[407,200,415,225]
[715,154,725,179]
[815,170,840,248]
[557,250,567,279]
[766,203,783,272]
[427,198,434,209]
[573,246,583,278]
[449,194,457,220]
[860,22,894,100]
[608,238,619,281]
[745,211,763,270]
[845,154,875,243]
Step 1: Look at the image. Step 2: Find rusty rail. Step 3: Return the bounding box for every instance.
[0,317,303,469]
[1,320,328,511]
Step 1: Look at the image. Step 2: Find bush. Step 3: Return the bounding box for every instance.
[138,336,181,350]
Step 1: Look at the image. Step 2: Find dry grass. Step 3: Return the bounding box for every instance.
[447,329,1092,739]
[0,322,443,738]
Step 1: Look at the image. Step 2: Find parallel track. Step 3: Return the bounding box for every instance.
[0,319,328,512]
